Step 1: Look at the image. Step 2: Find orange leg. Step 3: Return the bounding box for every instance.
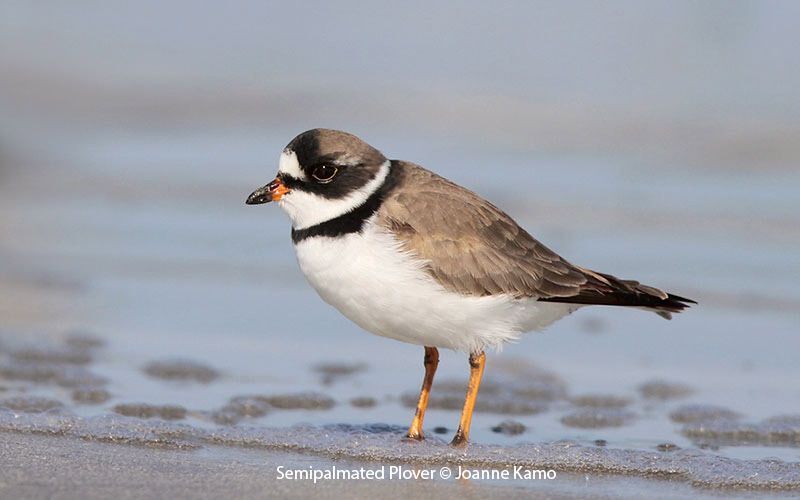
[450,351,486,447]
[406,346,439,440]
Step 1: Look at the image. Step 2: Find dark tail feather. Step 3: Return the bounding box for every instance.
[539,269,696,320]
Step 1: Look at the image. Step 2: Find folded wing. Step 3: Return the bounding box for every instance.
[377,162,695,318]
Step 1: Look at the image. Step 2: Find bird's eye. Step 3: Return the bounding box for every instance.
[311,164,338,183]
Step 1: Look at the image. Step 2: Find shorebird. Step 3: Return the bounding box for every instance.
[247,128,694,446]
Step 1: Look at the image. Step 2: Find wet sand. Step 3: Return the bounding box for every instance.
[4,432,744,500]
[0,433,556,500]
[2,428,797,499]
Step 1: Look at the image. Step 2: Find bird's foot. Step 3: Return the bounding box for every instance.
[405,427,425,441]
[449,430,468,448]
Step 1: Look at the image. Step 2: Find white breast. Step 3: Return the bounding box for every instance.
[293,220,577,352]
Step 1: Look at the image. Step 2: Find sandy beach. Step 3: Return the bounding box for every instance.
[3,427,798,499]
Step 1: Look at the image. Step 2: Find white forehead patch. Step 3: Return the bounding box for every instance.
[278,149,306,180]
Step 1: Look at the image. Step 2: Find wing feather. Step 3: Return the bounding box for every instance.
[377,162,695,316]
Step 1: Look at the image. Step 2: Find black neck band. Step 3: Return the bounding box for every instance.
[291,162,399,244]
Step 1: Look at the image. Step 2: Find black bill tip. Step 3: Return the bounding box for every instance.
[246,184,272,205]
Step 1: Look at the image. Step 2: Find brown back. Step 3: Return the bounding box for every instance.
[377,161,694,314]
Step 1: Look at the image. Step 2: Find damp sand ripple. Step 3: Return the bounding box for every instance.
[682,414,800,447]
[0,413,797,490]
[143,359,220,383]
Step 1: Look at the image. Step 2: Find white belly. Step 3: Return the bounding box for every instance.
[293,220,577,352]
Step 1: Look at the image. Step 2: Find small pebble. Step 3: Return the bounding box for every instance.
[657,443,680,452]
[491,420,526,436]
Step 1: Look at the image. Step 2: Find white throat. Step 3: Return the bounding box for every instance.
[278,159,391,230]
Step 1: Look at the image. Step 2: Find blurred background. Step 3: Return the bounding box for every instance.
[1,1,798,457]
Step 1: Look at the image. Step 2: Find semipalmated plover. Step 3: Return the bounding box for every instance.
[247,129,695,446]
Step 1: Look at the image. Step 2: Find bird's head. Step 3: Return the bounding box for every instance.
[246,128,390,229]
